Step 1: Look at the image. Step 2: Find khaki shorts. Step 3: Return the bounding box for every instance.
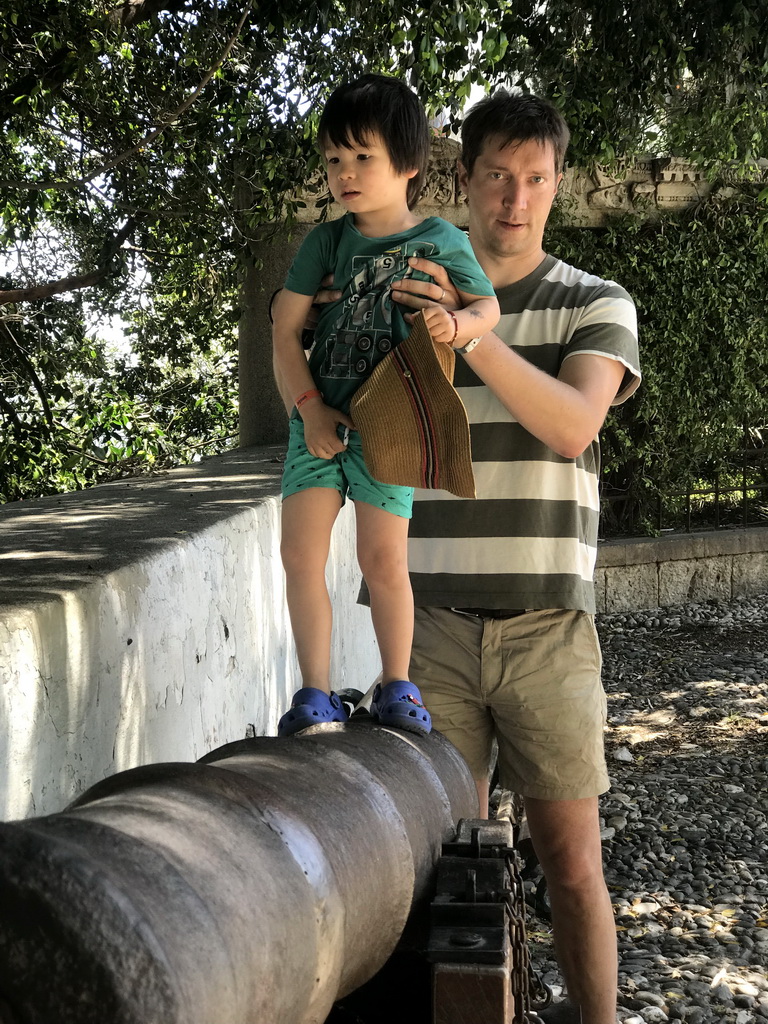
[410,606,608,801]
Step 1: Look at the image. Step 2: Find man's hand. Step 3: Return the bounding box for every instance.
[269,275,341,335]
[312,273,342,306]
[391,256,461,315]
[300,400,354,460]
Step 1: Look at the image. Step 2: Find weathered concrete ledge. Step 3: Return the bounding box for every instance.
[0,447,379,821]
[596,528,768,613]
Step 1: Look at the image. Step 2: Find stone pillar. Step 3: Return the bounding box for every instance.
[238,226,312,447]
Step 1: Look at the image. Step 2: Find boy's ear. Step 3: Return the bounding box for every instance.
[404,167,419,180]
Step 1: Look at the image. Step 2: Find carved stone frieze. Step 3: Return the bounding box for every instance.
[658,157,707,183]
[418,134,463,208]
[587,183,634,211]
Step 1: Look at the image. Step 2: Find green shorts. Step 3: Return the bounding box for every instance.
[410,606,608,801]
[281,417,414,519]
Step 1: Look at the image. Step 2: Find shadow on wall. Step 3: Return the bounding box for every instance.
[0,451,277,820]
[0,448,289,604]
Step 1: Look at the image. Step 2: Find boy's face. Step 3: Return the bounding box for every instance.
[323,131,418,218]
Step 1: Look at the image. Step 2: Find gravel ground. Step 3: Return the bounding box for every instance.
[329,592,768,1024]
[528,592,768,1024]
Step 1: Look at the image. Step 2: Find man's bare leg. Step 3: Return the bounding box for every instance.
[474,776,490,817]
[524,796,617,1024]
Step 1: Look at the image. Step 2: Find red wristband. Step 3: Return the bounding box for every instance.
[446,310,459,346]
[295,388,321,410]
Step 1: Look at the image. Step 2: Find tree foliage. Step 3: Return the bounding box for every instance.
[548,185,768,536]
[1,0,767,500]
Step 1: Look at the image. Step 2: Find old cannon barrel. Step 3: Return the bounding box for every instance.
[0,719,477,1024]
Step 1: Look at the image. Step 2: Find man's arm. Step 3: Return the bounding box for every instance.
[392,256,625,459]
[463,337,626,458]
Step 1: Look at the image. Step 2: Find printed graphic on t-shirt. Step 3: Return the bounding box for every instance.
[320,240,438,380]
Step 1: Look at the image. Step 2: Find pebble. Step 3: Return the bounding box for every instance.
[527,593,768,1024]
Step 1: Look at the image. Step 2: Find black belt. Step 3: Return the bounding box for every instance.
[451,607,530,619]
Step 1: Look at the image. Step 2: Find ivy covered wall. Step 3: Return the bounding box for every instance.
[547,186,768,536]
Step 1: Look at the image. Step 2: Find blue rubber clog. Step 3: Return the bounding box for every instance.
[278,687,349,738]
[370,681,432,737]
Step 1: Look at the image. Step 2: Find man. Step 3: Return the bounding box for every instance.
[388,92,641,1024]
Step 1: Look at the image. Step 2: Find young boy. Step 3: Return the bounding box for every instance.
[272,73,499,738]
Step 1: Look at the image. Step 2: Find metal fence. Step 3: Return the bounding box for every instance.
[600,425,768,538]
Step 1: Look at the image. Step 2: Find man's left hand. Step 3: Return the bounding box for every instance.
[391,256,461,320]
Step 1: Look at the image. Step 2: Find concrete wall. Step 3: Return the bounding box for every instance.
[0,447,379,821]
[2,445,768,821]
[596,529,768,613]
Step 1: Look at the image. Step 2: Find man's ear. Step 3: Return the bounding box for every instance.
[457,159,470,197]
[405,167,419,180]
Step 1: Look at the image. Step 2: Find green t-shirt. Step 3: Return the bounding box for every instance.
[284,213,495,414]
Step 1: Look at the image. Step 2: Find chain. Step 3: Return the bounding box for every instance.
[504,854,531,1023]
[500,827,553,1022]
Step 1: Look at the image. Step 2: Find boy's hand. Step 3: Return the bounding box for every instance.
[422,304,457,345]
[391,256,461,317]
[300,400,354,459]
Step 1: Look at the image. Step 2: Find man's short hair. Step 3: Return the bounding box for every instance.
[460,91,571,177]
[318,73,430,210]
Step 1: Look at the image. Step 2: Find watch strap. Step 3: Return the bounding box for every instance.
[452,335,483,355]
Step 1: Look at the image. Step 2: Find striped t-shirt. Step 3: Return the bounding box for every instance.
[408,254,641,614]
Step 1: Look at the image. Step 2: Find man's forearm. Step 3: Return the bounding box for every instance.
[452,295,500,346]
[463,333,624,458]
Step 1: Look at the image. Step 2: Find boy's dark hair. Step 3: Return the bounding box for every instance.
[460,91,570,178]
[318,74,430,210]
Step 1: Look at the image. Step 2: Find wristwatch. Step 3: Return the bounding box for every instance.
[452,335,483,355]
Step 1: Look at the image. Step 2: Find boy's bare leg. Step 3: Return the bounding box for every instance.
[281,487,343,691]
[354,501,413,682]
[525,796,617,1024]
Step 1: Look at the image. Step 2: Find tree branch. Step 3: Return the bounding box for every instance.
[0,320,55,430]
[106,0,191,31]
[0,218,138,306]
[0,388,23,432]
[0,0,255,194]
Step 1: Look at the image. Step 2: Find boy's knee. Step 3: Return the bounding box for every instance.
[359,544,408,585]
[281,538,323,575]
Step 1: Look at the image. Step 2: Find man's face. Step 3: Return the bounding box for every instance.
[458,135,561,264]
